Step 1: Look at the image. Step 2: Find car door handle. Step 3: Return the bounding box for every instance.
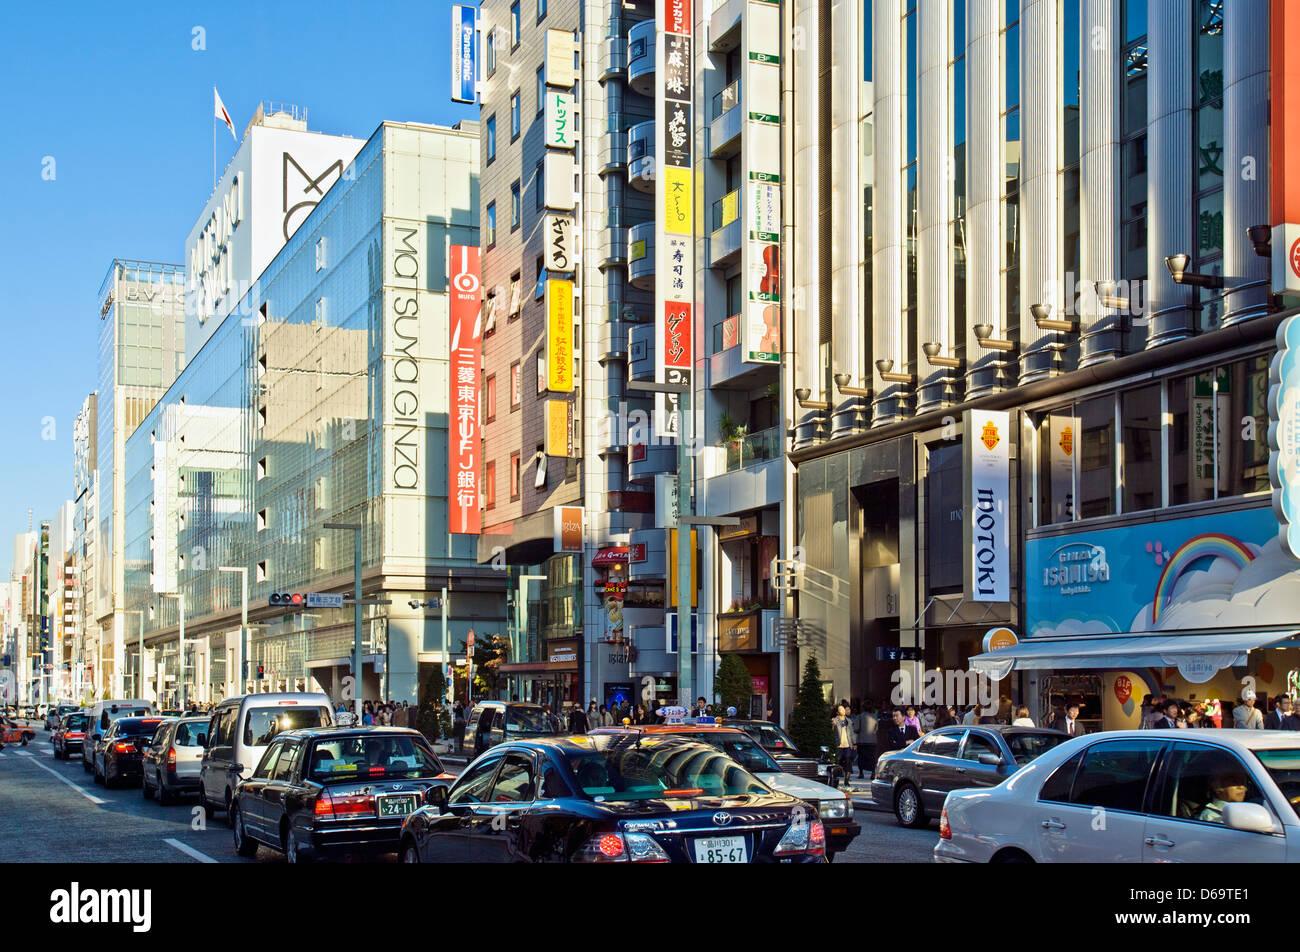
[1144,835,1175,848]
[1040,819,1066,830]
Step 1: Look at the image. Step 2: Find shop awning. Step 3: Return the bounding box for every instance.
[969,629,1300,683]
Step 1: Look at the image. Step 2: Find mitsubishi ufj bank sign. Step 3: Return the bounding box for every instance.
[448,244,482,534]
[964,409,1010,603]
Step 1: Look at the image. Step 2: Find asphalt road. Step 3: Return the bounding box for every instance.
[0,723,936,863]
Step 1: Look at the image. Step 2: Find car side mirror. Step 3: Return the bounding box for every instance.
[230,763,245,775]
[196,734,208,748]
[978,753,1003,766]
[424,785,449,811]
[1223,802,1277,835]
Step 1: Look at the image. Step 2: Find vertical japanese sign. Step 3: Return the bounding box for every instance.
[546,279,575,392]
[964,409,1010,603]
[448,244,482,534]
[743,0,781,364]
[655,0,694,437]
[545,91,575,150]
[451,5,477,104]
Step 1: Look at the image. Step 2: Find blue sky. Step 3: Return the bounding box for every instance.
[0,1,477,576]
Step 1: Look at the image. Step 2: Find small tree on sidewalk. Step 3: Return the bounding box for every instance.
[416,667,448,742]
[788,655,834,755]
[714,652,753,716]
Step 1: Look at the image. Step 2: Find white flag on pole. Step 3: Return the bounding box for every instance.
[214,88,236,140]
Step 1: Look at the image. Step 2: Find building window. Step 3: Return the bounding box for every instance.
[511,452,521,500]
[536,66,545,115]
[510,360,521,408]
[487,115,496,163]
[1000,0,1020,332]
[1120,0,1149,349]
[950,0,966,356]
[535,254,546,299]
[257,509,267,532]
[487,28,497,76]
[1120,384,1162,513]
[1170,357,1270,505]
[535,159,544,210]
[485,461,497,510]
[536,349,547,393]
[1192,0,1225,331]
[511,90,521,140]
[315,237,326,272]
[537,0,547,23]
[485,374,497,422]
[487,202,497,247]
[511,1,521,48]
[508,271,522,318]
[256,561,266,583]
[511,180,521,230]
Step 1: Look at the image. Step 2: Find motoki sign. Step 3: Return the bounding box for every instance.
[448,244,482,534]
[964,409,1010,603]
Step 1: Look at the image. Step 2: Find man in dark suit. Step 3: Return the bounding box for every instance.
[1051,702,1086,738]
[1266,696,1300,730]
[1152,700,1182,729]
[886,709,919,751]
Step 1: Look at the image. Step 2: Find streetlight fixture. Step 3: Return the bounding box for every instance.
[1164,253,1225,289]
[324,522,364,722]
[875,358,915,383]
[793,387,830,409]
[921,341,963,369]
[971,324,1015,352]
[1031,303,1079,333]
[832,373,871,397]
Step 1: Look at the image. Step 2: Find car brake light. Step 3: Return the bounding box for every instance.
[167,747,177,771]
[574,833,631,862]
[327,793,375,818]
[278,701,298,705]
[939,807,951,839]
[807,820,826,856]
[775,818,824,857]
[662,788,703,798]
[114,742,135,753]
[598,834,624,857]
[314,791,334,817]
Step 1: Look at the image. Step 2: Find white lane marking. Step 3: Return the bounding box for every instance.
[16,751,32,757]
[24,756,107,805]
[164,838,219,864]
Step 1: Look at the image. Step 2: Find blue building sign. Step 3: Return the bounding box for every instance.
[451,5,477,104]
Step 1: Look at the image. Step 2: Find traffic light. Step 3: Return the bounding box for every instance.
[268,592,306,608]
[256,663,265,680]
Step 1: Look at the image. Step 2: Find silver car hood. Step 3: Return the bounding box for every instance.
[757,771,844,803]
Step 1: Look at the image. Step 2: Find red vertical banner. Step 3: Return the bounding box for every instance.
[448,244,482,535]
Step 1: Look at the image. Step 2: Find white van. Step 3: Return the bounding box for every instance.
[198,692,332,821]
[81,699,152,772]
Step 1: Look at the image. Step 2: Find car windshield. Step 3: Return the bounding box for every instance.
[1252,748,1300,819]
[667,730,782,774]
[63,715,88,731]
[307,734,444,781]
[116,719,163,739]
[566,738,770,802]
[1005,732,1067,766]
[106,707,150,723]
[244,706,329,746]
[504,707,559,735]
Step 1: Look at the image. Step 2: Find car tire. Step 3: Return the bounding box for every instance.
[285,826,313,864]
[199,786,214,819]
[401,838,420,864]
[82,755,90,773]
[893,782,927,829]
[231,805,258,858]
[20,734,28,746]
[142,774,154,799]
[158,776,174,806]
[990,848,1034,863]
[224,790,235,828]
[92,760,103,784]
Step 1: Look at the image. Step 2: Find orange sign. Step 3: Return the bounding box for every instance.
[982,627,1018,652]
[1058,425,1074,457]
[555,506,583,553]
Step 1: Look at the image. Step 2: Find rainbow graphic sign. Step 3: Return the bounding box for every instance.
[1027,507,1277,637]
[1150,533,1256,622]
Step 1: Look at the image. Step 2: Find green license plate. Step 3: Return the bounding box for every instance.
[378,794,417,817]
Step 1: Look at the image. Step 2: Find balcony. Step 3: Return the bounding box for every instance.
[628,322,656,382]
[718,425,782,475]
[627,220,655,291]
[708,80,742,157]
[628,527,666,581]
[709,0,744,51]
[628,442,677,483]
[598,320,630,364]
[600,130,627,175]
[628,21,656,97]
[701,442,783,513]
[598,226,627,271]
[709,327,780,389]
[627,120,655,193]
[601,35,627,83]
[709,189,742,269]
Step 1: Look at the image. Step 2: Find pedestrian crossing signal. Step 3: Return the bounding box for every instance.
[256,664,265,679]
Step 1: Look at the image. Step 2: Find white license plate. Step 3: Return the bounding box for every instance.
[693,835,747,864]
[377,794,417,817]
[816,764,829,776]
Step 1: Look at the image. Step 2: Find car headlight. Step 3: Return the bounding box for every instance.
[819,799,850,820]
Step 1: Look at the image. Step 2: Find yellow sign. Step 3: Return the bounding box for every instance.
[981,420,1000,451]
[545,279,574,392]
[663,166,692,236]
[545,399,570,457]
[667,528,699,608]
[720,189,738,228]
[1059,425,1074,457]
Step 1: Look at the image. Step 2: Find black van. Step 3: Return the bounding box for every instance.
[465,701,562,755]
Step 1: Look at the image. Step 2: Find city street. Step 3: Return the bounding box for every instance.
[0,722,935,863]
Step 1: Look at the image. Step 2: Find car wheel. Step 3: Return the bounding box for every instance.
[231,805,258,858]
[92,760,103,784]
[401,838,420,864]
[285,826,313,864]
[81,755,90,773]
[893,782,927,829]
[224,790,235,828]
[199,787,216,820]
[991,848,1034,863]
[142,773,154,799]
[20,734,28,746]
[157,775,173,806]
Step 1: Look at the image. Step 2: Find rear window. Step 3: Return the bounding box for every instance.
[175,721,208,747]
[306,734,444,781]
[243,706,329,746]
[1005,732,1067,765]
[116,718,164,739]
[566,738,769,802]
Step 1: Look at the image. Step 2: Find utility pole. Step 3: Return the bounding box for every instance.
[219,566,248,695]
[325,523,364,721]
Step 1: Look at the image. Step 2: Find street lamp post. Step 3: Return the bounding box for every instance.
[324,522,363,722]
[218,566,248,696]
[160,594,186,708]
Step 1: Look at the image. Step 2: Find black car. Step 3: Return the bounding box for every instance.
[230,727,455,863]
[871,724,1068,828]
[92,717,165,788]
[399,734,828,863]
[723,718,824,781]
